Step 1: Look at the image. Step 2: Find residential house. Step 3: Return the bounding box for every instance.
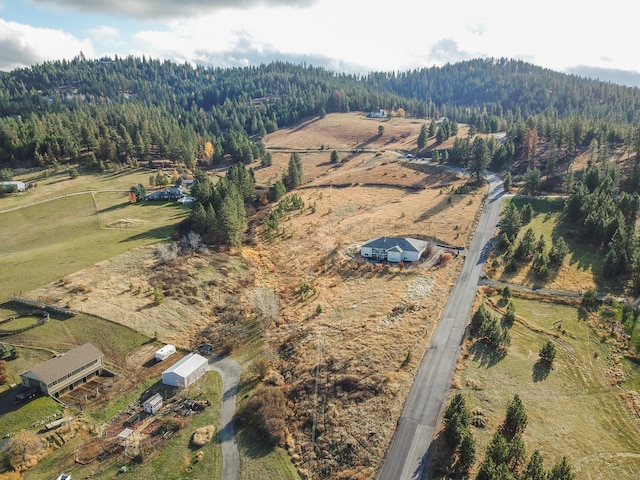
[1,181,26,192]
[144,186,186,202]
[360,237,428,262]
[368,109,388,119]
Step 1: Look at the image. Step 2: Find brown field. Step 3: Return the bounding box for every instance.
[23,112,487,479]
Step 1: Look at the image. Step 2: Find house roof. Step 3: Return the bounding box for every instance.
[162,353,208,378]
[361,237,428,253]
[25,343,103,385]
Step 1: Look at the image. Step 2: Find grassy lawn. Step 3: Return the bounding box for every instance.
[435,294,640,479]
[0,170,189,303]
[495,197,626,294]
[238,427,301,480]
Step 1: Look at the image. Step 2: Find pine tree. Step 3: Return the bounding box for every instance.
[522,450,547,480]
[504,394,528,437]
[417,123,428,149]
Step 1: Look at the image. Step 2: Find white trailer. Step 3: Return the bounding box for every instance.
[155,344,176,361]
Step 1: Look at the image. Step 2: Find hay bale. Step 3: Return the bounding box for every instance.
[192,425,215,447]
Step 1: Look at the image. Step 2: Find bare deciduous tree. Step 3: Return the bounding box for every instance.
[249,287,281,323]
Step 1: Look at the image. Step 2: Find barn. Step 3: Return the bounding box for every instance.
[20,343,104,397]
[161,353,208,388]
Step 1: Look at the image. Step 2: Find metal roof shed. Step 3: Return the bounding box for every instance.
[161,353,208,389]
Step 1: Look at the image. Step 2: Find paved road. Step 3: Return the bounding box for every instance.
[208,356,242,480]
[376,173,504,480]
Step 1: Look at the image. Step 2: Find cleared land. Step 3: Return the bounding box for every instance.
[9,112,484,479]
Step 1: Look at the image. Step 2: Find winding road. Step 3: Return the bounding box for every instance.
[376,172,504,480]
[208,355,242,480]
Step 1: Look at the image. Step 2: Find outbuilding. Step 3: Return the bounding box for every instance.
[143,393,163,414]
[155,344,176,361]
[162,353,208,389]
[20,343,104,398]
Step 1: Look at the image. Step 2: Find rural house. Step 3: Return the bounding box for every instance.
[144,186,186,202]
[1,181,26,192]
[161,353,208,388]
[20,343,104,397]
[360,237,428,262]
[368,108,388,118]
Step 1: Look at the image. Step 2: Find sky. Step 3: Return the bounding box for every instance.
[1,0,639,87]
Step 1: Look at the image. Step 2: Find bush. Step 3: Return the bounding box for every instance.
[439,252,453,265]
[234,386,289,446]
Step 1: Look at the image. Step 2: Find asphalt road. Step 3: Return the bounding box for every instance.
[208,355,242,480]
[376,173,504,480]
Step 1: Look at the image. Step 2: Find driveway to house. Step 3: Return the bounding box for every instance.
[376,172,504,480]
[208,355,242,480]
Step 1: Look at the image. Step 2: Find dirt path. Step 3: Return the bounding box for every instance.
[0,189,127,214]
[208,355,242,480]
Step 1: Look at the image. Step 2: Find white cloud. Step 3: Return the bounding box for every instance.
[0,19,94,70]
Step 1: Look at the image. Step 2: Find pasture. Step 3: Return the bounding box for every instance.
[431,293,640,479]
[0,168,189,303]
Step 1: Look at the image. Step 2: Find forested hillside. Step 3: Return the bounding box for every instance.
[1,56,639,173]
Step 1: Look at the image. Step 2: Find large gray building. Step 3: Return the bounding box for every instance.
[20,343,104,397]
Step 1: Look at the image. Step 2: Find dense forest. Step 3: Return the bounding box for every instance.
[1,56,640,172]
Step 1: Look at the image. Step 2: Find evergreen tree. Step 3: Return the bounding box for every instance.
[522,166,542,195]
[539,340,556,365]
[503,171,512,192]
[500,202,522,242]
[504,394,528,437]
[330,149,340,163]
[522,450,547,480]
[283,152,303,190]
[417,123,428,149]
[547,457,575,480]
[458,431,476,472]
[468,136,490,184]
[520,203,534,225]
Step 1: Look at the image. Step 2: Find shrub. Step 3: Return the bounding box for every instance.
[234,386,289,446]
[439,252,453,265]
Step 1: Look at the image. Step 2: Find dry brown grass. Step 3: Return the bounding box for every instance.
[22,112,487,479]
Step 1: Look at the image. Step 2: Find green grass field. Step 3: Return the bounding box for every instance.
[0,168,189,303]
[435,295,640,479]
[496,197,632,294]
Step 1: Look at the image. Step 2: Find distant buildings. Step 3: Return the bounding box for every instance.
[368,109,388,119]
[1,181,26,192]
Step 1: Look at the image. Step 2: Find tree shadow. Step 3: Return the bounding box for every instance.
[532,360,551,382]
[234,426,276,459]
[469,339,506,368]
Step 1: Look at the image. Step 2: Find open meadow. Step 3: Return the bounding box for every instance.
[429,291,640,479]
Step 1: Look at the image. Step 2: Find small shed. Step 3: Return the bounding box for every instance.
[155,344,176,361]
[143,393,163,414]
[162,353,208,389]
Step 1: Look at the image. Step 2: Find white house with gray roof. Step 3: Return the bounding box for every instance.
[360,237,428,262]
[20,343,104,397]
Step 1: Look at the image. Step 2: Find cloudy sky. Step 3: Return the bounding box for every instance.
[1,0,639,86]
